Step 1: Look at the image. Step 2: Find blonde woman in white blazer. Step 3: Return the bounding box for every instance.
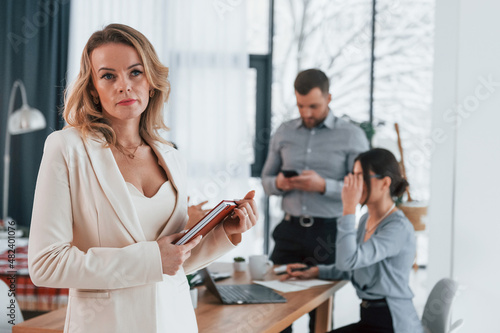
[28,24,257,333]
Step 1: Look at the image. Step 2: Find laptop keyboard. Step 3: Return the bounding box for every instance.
[200,268,287,304]
[218,284,287,304]
[220,285,255,301]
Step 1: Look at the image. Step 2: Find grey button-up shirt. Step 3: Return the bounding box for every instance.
[261,111,369,218]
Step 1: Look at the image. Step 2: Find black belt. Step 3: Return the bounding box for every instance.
[284,214,337,227]
[360,298,388,309]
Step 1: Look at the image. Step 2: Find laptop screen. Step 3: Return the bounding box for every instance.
[199,268,224,302]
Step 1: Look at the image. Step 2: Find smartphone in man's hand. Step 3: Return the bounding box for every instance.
[282,170,299,178]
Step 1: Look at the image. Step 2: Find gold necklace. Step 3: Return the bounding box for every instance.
[118,141,144,159]
[365,203,396,235]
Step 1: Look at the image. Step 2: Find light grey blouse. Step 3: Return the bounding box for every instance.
[318,210,424,333]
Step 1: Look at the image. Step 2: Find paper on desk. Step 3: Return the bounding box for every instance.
[253,280,305,292]
[253,279,333,293]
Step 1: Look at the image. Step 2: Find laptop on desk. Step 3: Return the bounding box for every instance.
[199,268,287,305]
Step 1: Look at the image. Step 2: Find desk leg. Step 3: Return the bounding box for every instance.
[314,296,333,333]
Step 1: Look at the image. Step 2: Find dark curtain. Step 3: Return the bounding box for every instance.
[0,0,70,227]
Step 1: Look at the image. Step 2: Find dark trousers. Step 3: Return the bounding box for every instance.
[271,216,337,333]
[330,302,394,333]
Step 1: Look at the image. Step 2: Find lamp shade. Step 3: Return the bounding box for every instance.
[3,79,47,222]
[8,105,47,135]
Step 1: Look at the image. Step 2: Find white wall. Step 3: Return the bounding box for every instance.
[429,0,500,330]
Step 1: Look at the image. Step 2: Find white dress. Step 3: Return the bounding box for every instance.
[126,181,198,332]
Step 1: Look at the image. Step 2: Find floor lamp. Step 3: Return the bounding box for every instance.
[2,80,46,223]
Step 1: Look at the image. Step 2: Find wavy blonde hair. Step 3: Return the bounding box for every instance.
[63,23,170,145]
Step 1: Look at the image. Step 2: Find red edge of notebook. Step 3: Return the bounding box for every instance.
[174,200,237,245]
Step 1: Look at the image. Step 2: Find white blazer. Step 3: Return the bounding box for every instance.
[28,128,236,333]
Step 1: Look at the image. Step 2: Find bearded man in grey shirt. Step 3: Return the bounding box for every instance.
[261,69,369,332]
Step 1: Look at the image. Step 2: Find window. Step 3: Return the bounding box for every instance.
[245,0,435,255]
[372,0,435,201]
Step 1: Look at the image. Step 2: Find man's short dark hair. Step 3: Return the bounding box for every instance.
[294,69,330,95]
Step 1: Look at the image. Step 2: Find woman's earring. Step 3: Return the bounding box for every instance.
[93,95,99,104]
[150,89,155,98]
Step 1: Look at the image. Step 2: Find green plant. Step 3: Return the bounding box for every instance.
[233,256,245,262]
[186,274,197,289]
[395,195,406,207]
[359,121,375,143]
[340,115,384,146]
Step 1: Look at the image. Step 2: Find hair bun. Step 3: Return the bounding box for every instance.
[391,177,409,198]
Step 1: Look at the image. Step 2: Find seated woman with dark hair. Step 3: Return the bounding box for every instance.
[282,148,423,333]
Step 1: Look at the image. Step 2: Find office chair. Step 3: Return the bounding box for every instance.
[421,278,463,333]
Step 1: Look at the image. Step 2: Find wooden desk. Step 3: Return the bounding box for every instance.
[14,263,347,333]
[13,307,66,333]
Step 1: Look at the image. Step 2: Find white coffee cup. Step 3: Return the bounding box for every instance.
[249,255,273,280]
